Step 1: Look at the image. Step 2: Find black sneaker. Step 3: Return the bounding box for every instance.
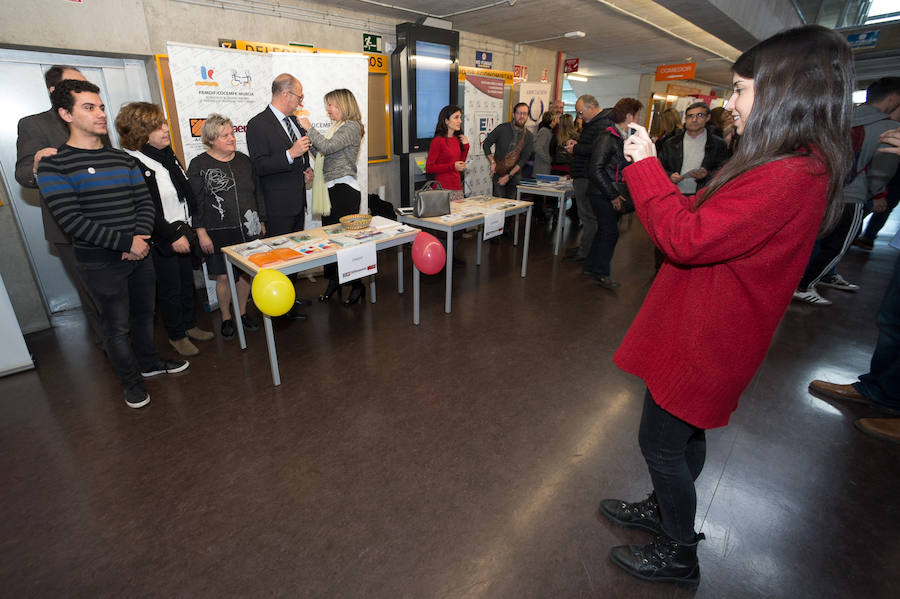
[241,313,260,331]
[141,359,190,378]
[221,319,236,340]
[124,385,150,409]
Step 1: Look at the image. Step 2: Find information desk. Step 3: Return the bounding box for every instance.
[515,182,573,256]
[399,196,533,313]
[222,222,421,386]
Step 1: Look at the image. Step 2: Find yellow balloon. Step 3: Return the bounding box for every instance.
[251,269,296,317]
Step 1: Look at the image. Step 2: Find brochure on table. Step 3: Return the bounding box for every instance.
[228,221,417,269]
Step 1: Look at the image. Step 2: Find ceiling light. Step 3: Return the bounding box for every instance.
[567,74,588,82]
[516,31,589,47]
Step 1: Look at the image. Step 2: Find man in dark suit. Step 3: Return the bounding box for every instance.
[16,65,103,340]
[246,73,313,319]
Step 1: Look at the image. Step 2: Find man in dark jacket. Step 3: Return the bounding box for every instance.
[658,102,728,195]
[586,98,642,289]
[563,94,611,263]
[482,102,534,198]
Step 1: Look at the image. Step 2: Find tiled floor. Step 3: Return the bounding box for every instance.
[2,211,898,598]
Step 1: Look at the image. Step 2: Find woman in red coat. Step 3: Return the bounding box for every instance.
[426,104,469,199]
[597,25,854,587]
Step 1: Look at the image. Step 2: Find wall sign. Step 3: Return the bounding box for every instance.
[363,33,383,53]
[655,62,697,81]
[563,58,579,73]
[475,51,492,69]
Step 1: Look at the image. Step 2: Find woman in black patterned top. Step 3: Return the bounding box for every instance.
[187,114,266,340]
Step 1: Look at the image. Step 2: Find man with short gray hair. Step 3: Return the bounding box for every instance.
[563,94,609,264]
[246,72,314,319]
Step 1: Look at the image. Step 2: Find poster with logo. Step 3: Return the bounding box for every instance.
[464,75,504,197]
[166,43,270,165]
[515,82,552,134]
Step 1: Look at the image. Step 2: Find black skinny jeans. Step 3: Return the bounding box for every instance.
[322,183,362,286]
[151,246,197,340]
[638,390,706,544]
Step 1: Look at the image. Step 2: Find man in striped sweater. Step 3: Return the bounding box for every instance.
[36,79,188,409]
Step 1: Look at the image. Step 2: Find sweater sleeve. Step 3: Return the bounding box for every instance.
[623,157,821,266]
[426,137,455,175]
[482,126,499,156]
[308,124,361,155]
[129,162,155,236]
[37,159,132,253]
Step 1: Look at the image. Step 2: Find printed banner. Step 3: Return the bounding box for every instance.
[516,82,552,133]
[464,75,504,198]
[167,43,271,165]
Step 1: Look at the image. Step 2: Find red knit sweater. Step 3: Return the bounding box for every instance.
[615,156,828,428]
[426,135,469,191]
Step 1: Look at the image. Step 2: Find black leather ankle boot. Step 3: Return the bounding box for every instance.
[609,531,705,588]
[598,492,661,535]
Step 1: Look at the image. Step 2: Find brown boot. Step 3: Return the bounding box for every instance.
[169,337,199,356]
[186,327,215,341]
[855,418,900,443]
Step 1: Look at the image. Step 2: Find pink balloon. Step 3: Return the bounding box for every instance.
[411,232,446,275]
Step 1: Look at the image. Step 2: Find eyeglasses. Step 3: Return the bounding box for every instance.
[286,90,304,102]
[685,112,708,120]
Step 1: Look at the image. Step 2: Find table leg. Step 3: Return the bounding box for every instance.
[370,276,376,303]
[263,314,280,386]
[514,213,520,246]
[476,225,483,265]
[554,193,566,256]
[397,247,404,294]
[225,257,247,349]
[522,205,532,278]
[445,230,453,313]
[413,264,420,325]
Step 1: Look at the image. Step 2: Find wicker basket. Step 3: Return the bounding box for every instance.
[339,213,373,230]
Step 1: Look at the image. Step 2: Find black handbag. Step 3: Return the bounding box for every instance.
[413,181,452,218]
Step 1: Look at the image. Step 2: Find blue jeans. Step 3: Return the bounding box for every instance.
[638,390,706,543]
[855,252,900,409]
[78,259,160,391]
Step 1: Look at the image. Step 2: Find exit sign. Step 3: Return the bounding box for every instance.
[363,33,383,53]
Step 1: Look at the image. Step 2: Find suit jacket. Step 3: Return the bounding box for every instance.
[246,106,310,218]
[16,109,72,243]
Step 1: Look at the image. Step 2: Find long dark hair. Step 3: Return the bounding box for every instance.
[434,104,463,138]
[699,25,853,234]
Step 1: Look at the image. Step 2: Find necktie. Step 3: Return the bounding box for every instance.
[283,116,297,144]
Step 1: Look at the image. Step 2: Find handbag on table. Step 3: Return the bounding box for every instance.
[413,181,452,218]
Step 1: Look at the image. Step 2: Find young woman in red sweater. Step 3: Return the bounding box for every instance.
[425,104,469,199]
[597,25,854,587]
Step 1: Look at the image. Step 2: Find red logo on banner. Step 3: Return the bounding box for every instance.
[564,58,579,73]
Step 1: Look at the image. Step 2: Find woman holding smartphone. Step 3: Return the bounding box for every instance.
[597,25,854,587]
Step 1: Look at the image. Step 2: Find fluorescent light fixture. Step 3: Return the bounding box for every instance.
[567,74,588,82]
[852,89,867,103]
[516,31,588,47]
